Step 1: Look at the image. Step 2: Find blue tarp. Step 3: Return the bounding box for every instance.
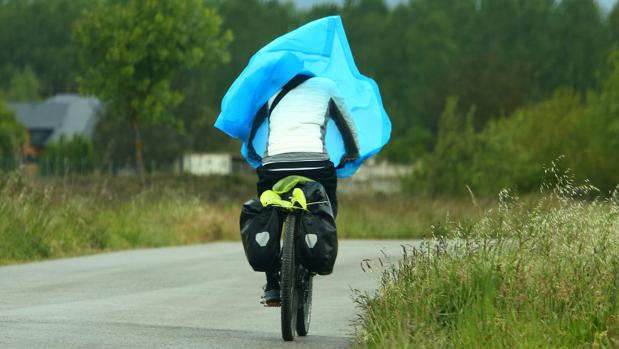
[214,16,391,178]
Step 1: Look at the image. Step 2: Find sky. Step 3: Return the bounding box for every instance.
[290,0,618,11]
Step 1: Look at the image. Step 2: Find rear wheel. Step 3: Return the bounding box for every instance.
[280,215,297,341]
[296,269,313,336]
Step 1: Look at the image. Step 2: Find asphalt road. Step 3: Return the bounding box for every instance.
[0,240,415,349]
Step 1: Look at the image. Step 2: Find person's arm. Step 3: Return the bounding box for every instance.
[247,103,268,162]
[328,85,360,165]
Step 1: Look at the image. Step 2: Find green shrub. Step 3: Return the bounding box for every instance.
[409,49,619,197]
[471,89,587,194]
[406,96,478,196]
[0,101,26,170]
[38,134,96,175]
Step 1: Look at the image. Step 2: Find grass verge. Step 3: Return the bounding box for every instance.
[0,174,241,265]
[338,193,493,239]
[353,178,619,348]
[0,172,494,265]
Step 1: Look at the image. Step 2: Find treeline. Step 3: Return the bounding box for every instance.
[0,0,618,194]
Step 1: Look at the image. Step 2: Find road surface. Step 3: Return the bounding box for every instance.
[0,240,415,349]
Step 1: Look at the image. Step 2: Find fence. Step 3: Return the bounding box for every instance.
[1,157,413,193]
[0,158,182,177]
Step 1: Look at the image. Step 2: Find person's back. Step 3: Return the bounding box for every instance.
[252,74,359,305]
[265,76,344,163]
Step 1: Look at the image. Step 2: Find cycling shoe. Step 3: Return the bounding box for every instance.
[261,285,281,307]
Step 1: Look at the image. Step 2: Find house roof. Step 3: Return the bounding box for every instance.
[8,94,102,147]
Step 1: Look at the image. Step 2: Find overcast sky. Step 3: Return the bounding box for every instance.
[290,0,618,11]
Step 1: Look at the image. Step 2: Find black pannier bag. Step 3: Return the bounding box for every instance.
[239,199,281,272]
[296,182,338,275]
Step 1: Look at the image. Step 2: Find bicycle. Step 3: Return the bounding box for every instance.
[256,176,334,341]
[280,211,313,341]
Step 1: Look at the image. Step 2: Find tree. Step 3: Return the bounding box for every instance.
[549,0,609,92]
[473,89,586,194]
[171,0,298,154]
[340,0,389,79]
[378,0,470,162]
[0,0,89,96]
[580,49,619,192]
[457,0,556,125]
[609,3,619,44]
[2,66,41,101]
[0,101,26,169]
[203,0,297,109]
[73,0,231,182]
[92,108,189,171]
[408,97,478,196]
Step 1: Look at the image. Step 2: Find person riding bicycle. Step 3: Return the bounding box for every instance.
[248,73,360,304]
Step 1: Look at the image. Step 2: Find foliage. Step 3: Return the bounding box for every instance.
[354,175,619,348]
[210,0,297,101]
[92,108,186,168]
[0,173,471,265]
[0,101,26,168]
[174,0,299,153]
[337,192,493,240]
[73,0,232,177]
[471,90,588,195]
[0,0,88,95]
[377,0,611,160]
[0,0,618,194]
[428,97,477,196]
[580,49,619,192]
[407,97,477,196]
[412,47,619,196]
[38,135,96,174]
[611,4,619,43]
[1,66,42,101]
[74,0,231,127]
[549,0,609,92]
[0,174,240,264]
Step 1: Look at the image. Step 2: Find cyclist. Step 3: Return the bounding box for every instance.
[247,73,360,304]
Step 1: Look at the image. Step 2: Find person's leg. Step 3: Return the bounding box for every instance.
[265,270,280,296]
[256,167,286,300]
[256,166,278,197]
[263,270,280,305]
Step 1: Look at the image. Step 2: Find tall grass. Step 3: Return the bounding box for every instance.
[0,174,240,265]
[338,193,493,239]
[354,172,619,348]
[0,172,498,265]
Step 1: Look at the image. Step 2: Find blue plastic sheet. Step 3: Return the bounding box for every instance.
[214,16,391,178]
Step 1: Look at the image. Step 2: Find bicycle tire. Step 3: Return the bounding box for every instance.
[296,270,313,336]
[280,214,298,341]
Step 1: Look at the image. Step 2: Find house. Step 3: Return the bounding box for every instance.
[8,94,102,157]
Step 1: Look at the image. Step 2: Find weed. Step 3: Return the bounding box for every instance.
[354,170,619,348]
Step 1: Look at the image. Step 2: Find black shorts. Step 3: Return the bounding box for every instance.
[256,160,338,217]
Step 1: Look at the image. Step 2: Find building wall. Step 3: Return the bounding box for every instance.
[338,160,413,193]
[180,153,232,175]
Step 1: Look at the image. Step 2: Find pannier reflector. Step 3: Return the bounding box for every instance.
[305,234,318,248]
[256,232,270,247]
